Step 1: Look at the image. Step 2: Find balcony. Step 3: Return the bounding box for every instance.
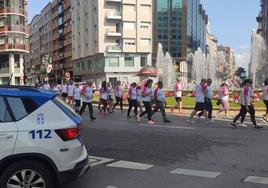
[0,68,9,74]
[0,44,27,51]
[106,0,122,3]
[106,29,122,37]
[106,45,122,53]
[105,11,122,20]
[0,26,26,33]
[0,7,27,15]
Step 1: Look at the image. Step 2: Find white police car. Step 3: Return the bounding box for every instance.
[0,86,90,188]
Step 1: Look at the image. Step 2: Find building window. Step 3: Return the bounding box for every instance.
[0,36,5,45]
[140,38,151,46]
[0,18,4,27]
[123,21,135,29]
[140,56,147,67]
[124,38,135,46]
[58,17,63,25]
[58,5,64,14]
[106,57,119,67]
[58,28,63,35]
[140,22,151,29]
[124,56,134,67]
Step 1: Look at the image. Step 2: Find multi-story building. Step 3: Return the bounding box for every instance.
[27,2,52,83]
[257,0,268,42]
[217,45,236,81]
[0,0,29,85]
[154,0,208,82]
[52,0,72,80]
[72,0,153,86]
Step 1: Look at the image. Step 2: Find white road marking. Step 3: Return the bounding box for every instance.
[89,156,114,167]
[170,168,222,178]
[140,124,194,130]
[105,185,118,188]
[107,160,154,171]
[244,176,268,185]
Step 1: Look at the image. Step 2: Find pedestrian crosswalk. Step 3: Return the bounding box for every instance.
[170,168,222,178]
[89,155,268,186]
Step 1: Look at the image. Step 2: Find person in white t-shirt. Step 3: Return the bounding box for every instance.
[113,81,124,112]
[43,82,51,91]
[79,81,96,121]
[231,79,262,129]
[151,81,170,123]
[187,78,208,123]
[263,78,268,122]
[67,82,75,105]
[171,78,183,114]
[127,82,138,118]
[73,83,81,113]
[61,82,68,101]
[197,78,214,122]
[99,81,108,115]
[137,79,154,125]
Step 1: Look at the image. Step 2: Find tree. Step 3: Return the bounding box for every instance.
[235,67,247,80]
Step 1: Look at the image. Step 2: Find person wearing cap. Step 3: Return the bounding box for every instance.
[171,77,183,114]
[79,81,96,121]
[215,82,230,118]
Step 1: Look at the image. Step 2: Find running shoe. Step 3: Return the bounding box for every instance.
[230,122,238,128]
[207,119,215,124]
[254,125,263,129]
[163,119,171,123]
[127,115,131,119]
[148,120,155,125]
[187,119,195,123]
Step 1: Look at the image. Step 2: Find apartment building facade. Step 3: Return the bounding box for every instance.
[27,2,52,83]
[52,0,72,80]
[0,0,29,85]
[72,0,153,86]
[154,0,208,82]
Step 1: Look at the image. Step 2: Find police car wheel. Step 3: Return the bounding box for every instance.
[0,160,55,188]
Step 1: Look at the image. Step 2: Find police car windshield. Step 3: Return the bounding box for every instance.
[53,96,79,119]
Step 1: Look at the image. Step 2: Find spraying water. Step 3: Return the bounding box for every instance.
[250,31,267,88]
[156,43,176,89]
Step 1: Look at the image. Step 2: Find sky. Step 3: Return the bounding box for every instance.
[201,0,260,71]
[28,0,260,71]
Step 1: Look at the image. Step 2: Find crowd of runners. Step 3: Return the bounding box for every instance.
[38,77,268,129]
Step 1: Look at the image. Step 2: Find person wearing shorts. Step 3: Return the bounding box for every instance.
[172,78,183,113]
[215,82,230,118]
[187,78,208,123]
[61,83,68,101]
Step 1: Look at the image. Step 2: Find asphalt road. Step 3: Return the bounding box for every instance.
[63,109,268,188]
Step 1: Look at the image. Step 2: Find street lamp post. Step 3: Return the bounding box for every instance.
[41,54,53,82]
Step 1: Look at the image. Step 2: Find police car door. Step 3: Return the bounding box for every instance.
[0,96,17,159]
